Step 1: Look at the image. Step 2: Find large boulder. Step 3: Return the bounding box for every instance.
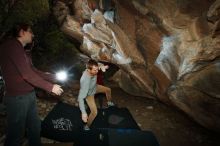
[52,0,220,132]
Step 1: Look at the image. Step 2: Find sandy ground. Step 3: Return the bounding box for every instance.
[109,84,220,146]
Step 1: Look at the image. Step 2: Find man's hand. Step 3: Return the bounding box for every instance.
[100,65,109,72]
[52,84,63,96]
[82,113,88,123]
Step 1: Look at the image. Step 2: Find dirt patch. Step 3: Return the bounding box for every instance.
[110,84,220,146]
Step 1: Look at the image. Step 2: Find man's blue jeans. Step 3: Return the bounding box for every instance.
[3,91,41,146]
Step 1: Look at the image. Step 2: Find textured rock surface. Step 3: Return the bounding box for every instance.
[52,0,220,132]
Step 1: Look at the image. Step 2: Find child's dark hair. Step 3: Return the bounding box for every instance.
[86,59,98,70]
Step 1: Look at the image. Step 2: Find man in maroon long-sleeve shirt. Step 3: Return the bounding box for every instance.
[0,23,63,146]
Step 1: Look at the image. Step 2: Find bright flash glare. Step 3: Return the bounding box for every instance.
[56,71,67,81]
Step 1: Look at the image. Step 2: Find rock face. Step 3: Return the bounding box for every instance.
[52,0,220,132]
